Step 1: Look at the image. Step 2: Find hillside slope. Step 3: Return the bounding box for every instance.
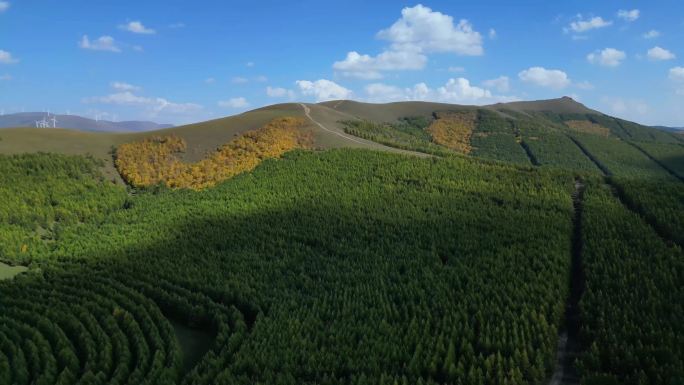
[1,98,682,182]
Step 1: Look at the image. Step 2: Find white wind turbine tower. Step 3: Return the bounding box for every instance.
[50,116,58,128]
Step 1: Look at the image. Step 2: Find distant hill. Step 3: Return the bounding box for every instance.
[0,112,173,132]
[652,125,684,133]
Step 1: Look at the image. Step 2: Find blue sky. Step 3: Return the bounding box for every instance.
[1,0,683,126]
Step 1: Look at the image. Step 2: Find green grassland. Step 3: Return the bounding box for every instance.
[0,261,27,280]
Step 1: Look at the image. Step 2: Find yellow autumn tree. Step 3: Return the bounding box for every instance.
[115,117,312,190]
[427,111,476,154]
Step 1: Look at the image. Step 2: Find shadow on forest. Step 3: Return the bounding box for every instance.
[4,158,578,382]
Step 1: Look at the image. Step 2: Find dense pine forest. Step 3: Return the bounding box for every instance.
[0,105,682,385]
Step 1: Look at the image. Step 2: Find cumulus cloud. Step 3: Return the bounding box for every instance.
[617,9,640,22]
[647,46,675,61]
[643,30,660,39]
[232,76,249,84]
[377,4,483,54]
[364,78,517,105]
[587,48,626,67]
[333,4,483,79]
[255,75,268,82]
[266,86,295,99]
[111,81,141,92]
[518,67,571,89]
[566,15,612,33]
[0,1,9,13]
[218,97,250,109]
[0,49,18,64]
[482,76,510,92]
[119,21,156,34]
[296,79,353,102]
[488,29,497,39]
[79,35,121,52]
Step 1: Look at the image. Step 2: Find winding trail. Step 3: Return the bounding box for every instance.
[548,178,585,385]
[299,103,368,145]
[299,103,431,158]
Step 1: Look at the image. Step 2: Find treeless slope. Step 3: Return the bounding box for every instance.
[301,103,431,157]
[489,96,599,115]
[320,100,471,122]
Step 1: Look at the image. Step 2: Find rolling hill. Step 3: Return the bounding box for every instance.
[1,96,683,385]
[2,97,682,183]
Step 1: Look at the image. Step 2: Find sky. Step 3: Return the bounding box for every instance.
[1,0,683,126]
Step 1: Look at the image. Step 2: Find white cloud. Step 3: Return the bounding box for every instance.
[79,35,121,53]
[437,78,493,102]
[602,97,649,116]
[448,66,465,73]
[566,15,612,33]
[365,83,431,102]
[364,78,517,105]
[296,79,353,102]
[85,91,202,115]
[204,77,215,84]
[333,4,483,79]
[255,75,268,82]
[643,30,660,39]
[587,48,626,67]
[482,76,510,92]
[111,81,141,92]
[0,74,11,81]
[670,67,684,95]
[488,29,497,39]
[647,46,675,61]
[575,81,595,90]
[119,21,156,34]
[518,67,571,89]
[0,49,18,64]
[266,86,295,99]
[232,76,249,84]
[218,97,250,109]
[617,9,640,22]
[246,61,255,67]
[169,22,185,29]
[132,45,144,52]
[0,1,9,13]
[333,50,427,79]
[378,5,484,55]
[670,67,684,82]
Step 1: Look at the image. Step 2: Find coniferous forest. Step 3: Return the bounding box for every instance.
[0,108,682,385]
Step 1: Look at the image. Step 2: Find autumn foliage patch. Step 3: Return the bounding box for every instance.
[116,117,312,189]
[427,111,476,154]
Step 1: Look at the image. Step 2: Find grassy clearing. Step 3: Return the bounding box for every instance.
[0,261,28,280]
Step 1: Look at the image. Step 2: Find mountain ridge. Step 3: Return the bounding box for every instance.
[0,112,174,132]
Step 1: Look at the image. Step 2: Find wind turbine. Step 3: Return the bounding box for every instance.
[50,116,58,128]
